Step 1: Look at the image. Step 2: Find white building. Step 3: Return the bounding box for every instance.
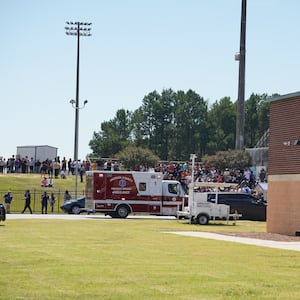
[16,145,58,162]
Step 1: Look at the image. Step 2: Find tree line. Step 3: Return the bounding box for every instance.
[88,89,273,161]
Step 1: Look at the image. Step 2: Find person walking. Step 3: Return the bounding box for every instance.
[50,192,56,213]
[21,190,32,214]
[4,191,13,214]
[41,191,49,214]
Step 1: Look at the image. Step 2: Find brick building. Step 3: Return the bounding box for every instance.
[267,92,300,236]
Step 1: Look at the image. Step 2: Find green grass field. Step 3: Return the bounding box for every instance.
[0,173,79,192]
[1,218,300,300]
[0,173,84,213]
[1,174,300,299]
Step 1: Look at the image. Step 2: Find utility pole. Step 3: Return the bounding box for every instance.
[65,22,92,199]
[235,0,246,150]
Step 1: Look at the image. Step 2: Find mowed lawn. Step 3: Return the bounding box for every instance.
[1,218,300,300]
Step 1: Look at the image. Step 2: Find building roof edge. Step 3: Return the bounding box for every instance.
[267,91,300,103]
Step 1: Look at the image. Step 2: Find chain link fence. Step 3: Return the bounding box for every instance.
[0,189,85,214]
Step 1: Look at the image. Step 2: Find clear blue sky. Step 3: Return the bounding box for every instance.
[1,0,300,161]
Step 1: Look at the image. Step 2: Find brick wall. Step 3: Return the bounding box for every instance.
[267,175,300,235]
[268,96,300,175]
[267,93,300,235]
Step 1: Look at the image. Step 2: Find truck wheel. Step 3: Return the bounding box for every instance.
[71,205,81,215]
[107,212,117,218]
[116,205,129,218]
[197,214,209,225]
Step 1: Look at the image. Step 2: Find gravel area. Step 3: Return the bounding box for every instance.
[219,232,300,242]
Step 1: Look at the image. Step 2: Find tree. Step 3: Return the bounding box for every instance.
[135,89,176,160]
[202,149,252,171]
[153,89,176,160]
[207,97,236,154]
[172,90,208,159]
[89,109,133,157]
[245,94,260,147]
[257,94,271,140]
[116,146,160,170]
[136,90,161,151]
[244,93,271,147]
[131,107,147,148]
[89,90,271,161]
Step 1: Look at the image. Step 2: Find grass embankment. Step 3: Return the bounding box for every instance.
[0,172,80,192]
[0,173,84,212]
[1,218,300,300]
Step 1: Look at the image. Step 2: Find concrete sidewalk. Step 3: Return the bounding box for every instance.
[168,231,300,252]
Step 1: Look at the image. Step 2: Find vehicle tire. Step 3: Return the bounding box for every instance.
[116,205,129,218]
[71,205,81,215]
[197,214,209,225]
[107,212,117,218]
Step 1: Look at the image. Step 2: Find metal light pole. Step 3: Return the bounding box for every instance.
[235,0,246,150]
[65,21,92,199]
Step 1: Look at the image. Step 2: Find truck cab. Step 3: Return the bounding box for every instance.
[161,180,188,215]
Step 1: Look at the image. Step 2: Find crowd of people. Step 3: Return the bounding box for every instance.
[0,155,92,214]
[1,155,267,214]
[155,161,267,185]
[0,155,94,179]
[0,155,268,187]
[3,189,72,215]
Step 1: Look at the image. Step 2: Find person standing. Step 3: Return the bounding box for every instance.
[22,190,33,214]
[48,177,53,188]
[67,159,72,175]
[35,159,42,174]
[259,168,266,183]
[53,160,60,179]
[64,190,71,201]
[0,157,5,174]
[61,157,67,172]
[4,191,13,214]
[79,164,85,183]
[50,193,56,213]
[28,157,35,173]
[41,191,49,214]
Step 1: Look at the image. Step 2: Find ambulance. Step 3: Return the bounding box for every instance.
[85,171,188,218]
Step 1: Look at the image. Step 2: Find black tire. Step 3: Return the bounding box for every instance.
[116,205,129,218]
[71,205,81,215]
[197,214,209,225]
[107,212,117,218]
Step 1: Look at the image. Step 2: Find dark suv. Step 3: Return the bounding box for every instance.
[208,192,266,221]
[60,197,85,214]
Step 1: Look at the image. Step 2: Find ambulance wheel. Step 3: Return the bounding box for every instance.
[116,205,129,218]
[197,214,209,225]
[107,212,117,218]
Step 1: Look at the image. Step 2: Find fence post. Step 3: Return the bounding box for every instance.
[33,189,36,213]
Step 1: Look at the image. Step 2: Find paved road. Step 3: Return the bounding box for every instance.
[5,213,176,221]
